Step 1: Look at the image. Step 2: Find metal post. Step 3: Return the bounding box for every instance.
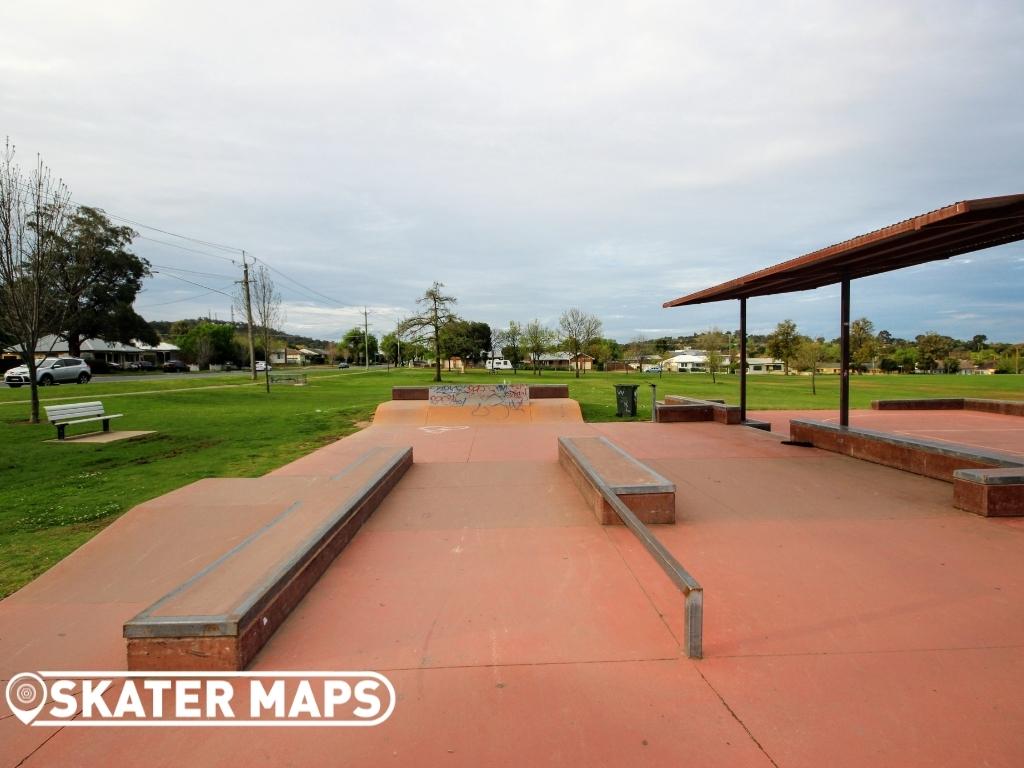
[840,277,851,427]
[649,383,657,423]
[739,298,747,423]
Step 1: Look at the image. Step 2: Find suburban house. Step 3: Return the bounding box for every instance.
[269,347,325,366]
[661,352,708,373]
[746,357,786,374]
[814,362,843,375]
[529,352,594,371]
[5,334,180,368]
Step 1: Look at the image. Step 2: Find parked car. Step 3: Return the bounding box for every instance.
[128,360,156,371]
[162,360,189,373]
[255,361,271,372]
[337,361,350,369]
[645,365,662,374]
[4,357,91,387]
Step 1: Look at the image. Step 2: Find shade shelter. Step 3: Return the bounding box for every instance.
[663,194,1024,426]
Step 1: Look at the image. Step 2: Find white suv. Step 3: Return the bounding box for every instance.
[4,357,92,387]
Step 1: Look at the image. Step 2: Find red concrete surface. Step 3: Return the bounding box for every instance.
[3,401,1024,766]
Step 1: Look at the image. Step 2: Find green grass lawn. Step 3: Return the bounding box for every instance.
[1,367,1021,597]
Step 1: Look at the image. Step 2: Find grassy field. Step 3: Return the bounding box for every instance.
[1,367,1021,597]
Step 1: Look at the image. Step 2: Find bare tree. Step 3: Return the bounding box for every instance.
[250,264,283,393]
[0,140,74,422]
[559,308,602,379]
[524,319,555,376]
[400,281,458,383]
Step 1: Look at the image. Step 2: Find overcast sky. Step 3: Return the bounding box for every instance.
[3,1,1022,343]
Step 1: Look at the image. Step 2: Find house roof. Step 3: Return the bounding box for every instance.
[663,194,1024,306]
[6,334,178,355]
[534,352,594,361]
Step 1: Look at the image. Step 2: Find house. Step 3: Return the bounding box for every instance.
[746,357,785,374]
[815,362,843,375]
[6,334,180,368]
[270,347,323,366]
[529,352,594,371]
[662,353,707,373]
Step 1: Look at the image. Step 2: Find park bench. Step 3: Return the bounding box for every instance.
[789,419,1023,517]
[558,435,702,658]
[269,372,307,385]
[44,401,123,440]
[558,435,676,524]
[124,445,413,671]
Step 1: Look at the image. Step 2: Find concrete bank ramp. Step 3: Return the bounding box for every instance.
[373,398,583,425]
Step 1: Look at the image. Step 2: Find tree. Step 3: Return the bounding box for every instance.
[400,281,458,383]
[0,140,74,422]
[523,319,555,375]
[55,207,155,356]
[850,317,876,371]
[342,327,378,365]
[495,321,524,372]
[971,334,988,352]
[251,264,283,392]
[796,337,825,394]
[625,334,651,374]
[916,332,954,373]
[379,333,399,366]
[766,319,800,375]
[439,319,488,367]
[559,308,602,378]
[179,323,237,368]
[696,327,728,384]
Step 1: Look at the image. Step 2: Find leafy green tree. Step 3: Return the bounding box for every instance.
[497,321,524,371]
[380,333,399,365]
[795,337,825,394]
[850,317,876,370]
[696,327,728,384]
[55,207,155,356]
[916,332,954,372]
[766,319,800,375]
[178,322,238,368]
[342,327,378,366]
[524,319,555,375]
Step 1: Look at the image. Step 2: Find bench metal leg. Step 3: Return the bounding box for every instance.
[57,424,66,440]
[102,418,110,432]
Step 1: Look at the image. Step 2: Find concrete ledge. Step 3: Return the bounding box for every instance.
[657,395,741,425]
[527,384,569,399]
[558,436,675,525]
[124,446,413,670]
[790,419,1023,517]
[872,397,1024,417]
[392,386,429,400]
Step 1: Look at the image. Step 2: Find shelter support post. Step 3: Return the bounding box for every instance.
[840,277,850,427]
[739,298,747,422]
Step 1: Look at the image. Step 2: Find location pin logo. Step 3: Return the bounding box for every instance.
[5,673,47,725]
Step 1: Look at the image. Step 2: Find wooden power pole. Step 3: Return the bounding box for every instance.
[241,253,257,381]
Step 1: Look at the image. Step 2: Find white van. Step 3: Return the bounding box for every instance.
[485,358,513,370]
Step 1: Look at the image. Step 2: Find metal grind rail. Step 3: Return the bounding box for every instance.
[593,475,703,659]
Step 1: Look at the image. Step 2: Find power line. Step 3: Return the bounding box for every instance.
[135,235,240,264]
[149,263,236,280]
[249,254,351,308]
[152,270,235,298]
[137,290,224,308]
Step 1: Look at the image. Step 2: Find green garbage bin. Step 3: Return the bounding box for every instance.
[614,384,639,417]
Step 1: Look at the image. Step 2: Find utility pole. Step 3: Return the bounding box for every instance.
[241,253,257,381]
[363,307,370,370]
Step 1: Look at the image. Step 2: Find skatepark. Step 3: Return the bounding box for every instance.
[2,380,1023,767]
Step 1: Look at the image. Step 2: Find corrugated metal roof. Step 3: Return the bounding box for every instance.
[663,194,1024,306]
